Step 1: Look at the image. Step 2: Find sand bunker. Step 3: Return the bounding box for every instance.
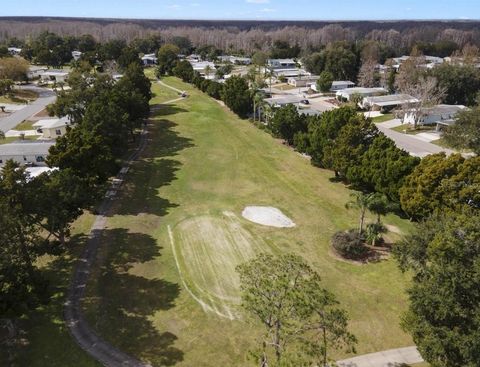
[242,206,296,228]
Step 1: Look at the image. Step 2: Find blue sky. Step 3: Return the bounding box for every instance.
[2,0,479,20]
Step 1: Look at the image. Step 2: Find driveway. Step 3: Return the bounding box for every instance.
[376,120,455,158]
[0,85,56,133]
[337,346,423,367]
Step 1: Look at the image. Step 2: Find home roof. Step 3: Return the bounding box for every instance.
[337,87,387,96]
[264,96,305,106]
[423,104,467,115]
[332,81,355,86]
[43,69,69,76]
[25,166,57,178]
[269,58,296,63]
[142,54,157,60]
[0,141,54,156]
[364,94,419,106]
[288,75,319,81]
[33,117,70,129]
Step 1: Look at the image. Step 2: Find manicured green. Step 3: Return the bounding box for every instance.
[372,113,394,123]
[83,77,414,367]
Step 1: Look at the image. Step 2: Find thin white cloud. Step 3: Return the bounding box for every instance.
[246,0,270,4]
[260,8,276,13]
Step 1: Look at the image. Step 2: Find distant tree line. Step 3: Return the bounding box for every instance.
[3,18,480,55]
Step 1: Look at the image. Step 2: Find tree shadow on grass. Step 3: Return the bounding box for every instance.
[83,229,183,366]
[112,119,194,217]
[12,234,101,367]
[151,105,188,117]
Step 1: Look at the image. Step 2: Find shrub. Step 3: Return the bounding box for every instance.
[331,230,369,260]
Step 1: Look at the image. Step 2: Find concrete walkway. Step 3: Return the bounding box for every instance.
[0,85,56,133]
[65,94,186,367]
[337,346,423,367]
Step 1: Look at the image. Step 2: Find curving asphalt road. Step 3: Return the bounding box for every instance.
[0,85,57,133]
[376,119,455,158]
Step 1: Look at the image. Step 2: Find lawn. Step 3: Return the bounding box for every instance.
[372,113,394,123]
[0,89,39,104]
[274,83,296,91]
[14,120,35,131]
[391,124,436,135]
[82,77,414,367]
[431,137,473,153]
[0,136,37,144]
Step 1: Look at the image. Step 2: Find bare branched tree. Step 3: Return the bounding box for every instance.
[357,58,379,88]
[400,76,446,129]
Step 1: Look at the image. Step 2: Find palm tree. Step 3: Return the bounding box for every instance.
[204,65,212,79]
[264,68,274,95]
[252,91,265,123]
[365,223,387,247]
[345,192,375,234]
[367,193,394,225]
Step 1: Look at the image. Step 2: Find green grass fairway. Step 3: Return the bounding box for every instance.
[83,77,414,366]
[171,211,270,320]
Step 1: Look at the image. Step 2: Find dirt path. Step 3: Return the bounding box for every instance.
[65,92,185,366]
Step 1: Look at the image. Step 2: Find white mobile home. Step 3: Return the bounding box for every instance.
[72,51,83,61]
[336,87,387,101]
[288,75,319,88]
[403,104,466,128]
[190,61,216,76]
[142,53,158,66]
[330,81,355,92]
[41,69,69,83]
[33,117,71,139]
[267,59,297,69]
[362,94,419,111]
[8,47,22,56]
[0,141,54,167]
[28,66,48,80]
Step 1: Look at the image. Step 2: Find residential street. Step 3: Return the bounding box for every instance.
[0,85,56,133]
[376,119,455,158]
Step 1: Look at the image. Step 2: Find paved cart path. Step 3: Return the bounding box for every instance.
[337,346,423,367]
[158,79,184,94]
[65,96,185,367]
